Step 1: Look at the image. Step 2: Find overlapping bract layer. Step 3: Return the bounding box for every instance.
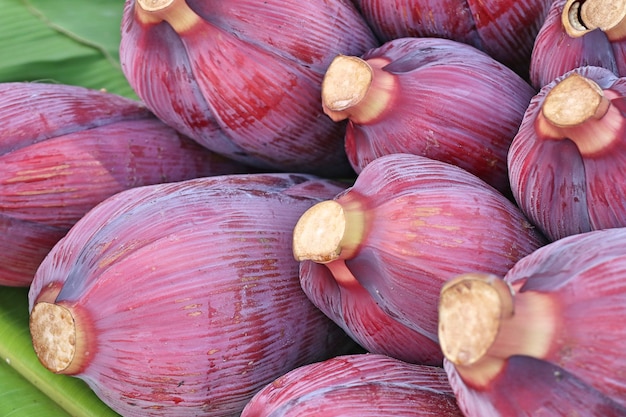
[0,82,247,287]
[242,353,463,416]
[530,0,626,89]
[321,37,535,195]
[28,173,355,417]
[351,0,553,76]
[508,66,626,242]
[293,153,546,365]
[119,0,380,176]
[440,227,626,416]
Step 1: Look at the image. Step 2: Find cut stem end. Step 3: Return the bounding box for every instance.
[321,56,395,124]
[542,73,608,128]
[293,198,365,263]
[293,200,348,263]
[438,273,514,368]
[322,55,373,122]
[562,0,626,40]
[537,73,625,155]
[29,302,79,374]
[137,0,175,12]
[135,0,201,32]
[439,273,557,388]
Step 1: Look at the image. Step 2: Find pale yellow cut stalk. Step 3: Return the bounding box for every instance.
[135,0,201,33]
[292,200,365,264]
[438,273,557,389]
[535,73,625,155]
[321,55,396,124]
[29,302,89,376]
[562,0,626,40]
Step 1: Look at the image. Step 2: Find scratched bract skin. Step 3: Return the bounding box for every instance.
[119,0,380,176]
[0,81,249,287]
[241,353,464,417]
[350,0,553,76]
[28,173,354,417]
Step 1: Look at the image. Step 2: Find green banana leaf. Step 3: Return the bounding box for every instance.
[0,0,136,99]
[1,0,135,415]
[0,357,69,416]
